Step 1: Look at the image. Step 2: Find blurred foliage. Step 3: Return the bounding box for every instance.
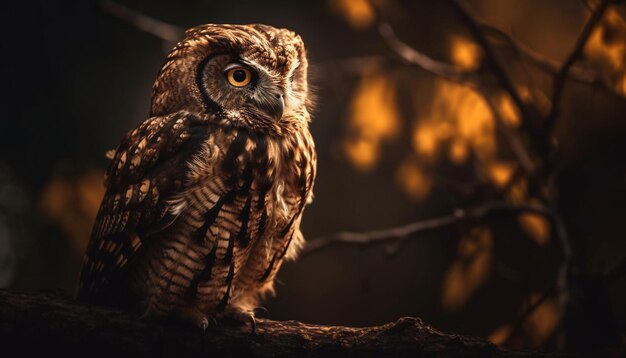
[343,72,400,171]
[332,0,626,350]
[39,170,105,257]
[585,8,626,95]
[329,0,376,30]
[441,227,493,311]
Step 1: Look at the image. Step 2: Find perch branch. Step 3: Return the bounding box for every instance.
[301,201,554,257]
[0,289,556,357]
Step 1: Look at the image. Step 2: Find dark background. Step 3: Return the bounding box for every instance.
[1,0,625,351]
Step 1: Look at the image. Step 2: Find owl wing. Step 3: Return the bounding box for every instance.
[76,111,211,304]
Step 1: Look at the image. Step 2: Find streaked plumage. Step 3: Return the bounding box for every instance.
[76,24,316,330]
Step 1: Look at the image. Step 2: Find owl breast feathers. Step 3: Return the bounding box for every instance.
[76,24,316,330]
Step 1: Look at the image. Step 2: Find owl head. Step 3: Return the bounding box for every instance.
[150,24,312,135]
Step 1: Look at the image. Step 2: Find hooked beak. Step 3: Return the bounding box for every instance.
[258,93,284,121]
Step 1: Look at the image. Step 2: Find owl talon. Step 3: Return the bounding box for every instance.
[178,307,213,331]
[226,309,256,334]
[254,306,270,317]
[198,316,209,331]
[248,314,256,335]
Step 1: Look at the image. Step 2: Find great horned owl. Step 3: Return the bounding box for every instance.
[76,24,316,330]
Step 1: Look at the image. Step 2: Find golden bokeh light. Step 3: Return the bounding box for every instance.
[584,8,626,95]
[328,0,375,30]
[412,80,497,166]
[488,324,513,346]
[450,36,483,71]
[518,198,551,247]
[441,227,493,311]
[449,138,469,164]
[396,159,432,201]
[507,178,528,204]
[412,120,454,160]
[497,93,521,128]
[487,161,516,189]
[39,170,105,256]
[343,72,400,171]
[524,293,559,346]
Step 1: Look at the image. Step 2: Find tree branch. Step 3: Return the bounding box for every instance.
[0,289,558,357]
[301,201,554,257]
[375,19,537,178]
[481,24,602,87]
[377,23,471,83]
[545,0,612,131]
[99,0,184,44]
[448,0,539,131]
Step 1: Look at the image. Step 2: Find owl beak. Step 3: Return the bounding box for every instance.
[259,93,284,121]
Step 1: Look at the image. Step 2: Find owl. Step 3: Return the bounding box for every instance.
[76,24,316,331]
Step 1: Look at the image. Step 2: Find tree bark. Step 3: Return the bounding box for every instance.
[0,289,561,357]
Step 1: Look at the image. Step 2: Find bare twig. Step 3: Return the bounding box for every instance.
[545,0,612,131]
[448,0,534,128]
[481,24,603,87]
[475,81,536,174]
[375,0,542,183]
[99,0,184,43]
[375,21,536,176]
[377,24,472,83]
[301,201,555,257]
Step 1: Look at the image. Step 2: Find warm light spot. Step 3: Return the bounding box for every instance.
[413,123,438,158]
[442,227,493,311]
[77,171,106,217]
[413,121,453,160]
[343,137,379,171]
[488,324,512,346]
[518,210,551,246]
[523,87,552,117]
[487,161,516,189]
[498,93,521,128]
[451,36,482,71]
[449,138,468,164]
[456,88,495,159]
[584,9,626,95]
[585,9,626,70]
[414,81,496,163]
[39,170,105,256]
[329,0,376,30]
[343,72,400,171]
[396,159,432,201]
[507,178,527,204]
[524,293,559,346]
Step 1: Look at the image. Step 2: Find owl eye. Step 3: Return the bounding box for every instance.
[225,66,253,87]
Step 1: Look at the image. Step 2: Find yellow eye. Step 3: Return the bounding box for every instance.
[226,67,252,87]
